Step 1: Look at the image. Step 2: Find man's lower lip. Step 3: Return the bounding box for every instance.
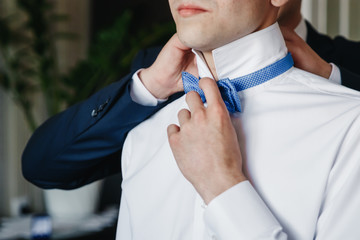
[178,9,207,17]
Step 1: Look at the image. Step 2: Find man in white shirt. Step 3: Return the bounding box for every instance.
[117,0,360,239]
[22,0,360,195]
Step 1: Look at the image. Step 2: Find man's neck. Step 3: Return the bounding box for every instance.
[193,23,288,82]
[200,21,279,81]
[294,17,307,41]
[202,51,219,80]
[278,11,302,30]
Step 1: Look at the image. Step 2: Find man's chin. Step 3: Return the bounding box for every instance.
[177,33,215,52]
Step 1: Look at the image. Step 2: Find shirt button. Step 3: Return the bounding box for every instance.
[91,109,98,117]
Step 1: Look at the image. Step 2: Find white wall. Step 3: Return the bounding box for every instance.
[0,89,39,216]
[0,0,90,216]
[0,88,9,215]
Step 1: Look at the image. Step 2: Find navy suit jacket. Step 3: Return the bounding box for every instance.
[22,26,360,189]
[306,21,360,91]
[22,47,174,189]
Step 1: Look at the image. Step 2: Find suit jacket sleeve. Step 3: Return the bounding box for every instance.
[339,66,360,91]
[306,21,360,91]
[21,47,182,190]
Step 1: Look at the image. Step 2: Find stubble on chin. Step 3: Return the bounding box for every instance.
[176,28,217,52]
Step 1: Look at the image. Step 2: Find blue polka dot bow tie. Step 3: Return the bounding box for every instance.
[182,53,294,113]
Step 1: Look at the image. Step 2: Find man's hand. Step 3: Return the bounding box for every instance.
[139,34,198,99]
[281,27,332,79]
[167,78,247,204]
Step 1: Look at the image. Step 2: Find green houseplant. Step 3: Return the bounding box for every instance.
[0,0,175,132]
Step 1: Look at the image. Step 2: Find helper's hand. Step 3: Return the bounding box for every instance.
[167,78,247,204]
[139,34,198,99]
[281,27,332,79]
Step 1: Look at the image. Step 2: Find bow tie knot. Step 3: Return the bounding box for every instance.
[217,79,242,113]
[182,53,294,113]
[181,72,242,113]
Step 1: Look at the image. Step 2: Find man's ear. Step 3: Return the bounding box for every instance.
[271,0,288,7]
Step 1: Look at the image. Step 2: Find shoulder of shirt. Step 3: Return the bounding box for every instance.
[286,67,360,102]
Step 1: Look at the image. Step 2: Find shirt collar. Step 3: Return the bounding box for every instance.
[192,23,288,81]
[294,17,308,41]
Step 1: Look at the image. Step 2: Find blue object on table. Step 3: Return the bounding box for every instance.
[31,215,52,240]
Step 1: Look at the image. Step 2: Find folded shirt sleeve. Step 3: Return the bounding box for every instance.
[328,63,341,85]
[130,69,168,106]
[204,181,287,240]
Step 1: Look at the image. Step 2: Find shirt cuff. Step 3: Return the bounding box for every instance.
[204,181,286,240]
[130,69,168,106]
[328,63,342,85]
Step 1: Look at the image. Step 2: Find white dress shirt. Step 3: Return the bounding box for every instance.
[117,23,360,240]
[130,20,342,107]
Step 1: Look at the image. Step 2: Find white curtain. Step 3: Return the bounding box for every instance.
[302,0,360,40]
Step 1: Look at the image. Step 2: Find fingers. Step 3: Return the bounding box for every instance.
[172,33,192,51]
[185,77,226,114]
[186,91,204,112]
[199,78,225,108]
[280,26,298,41]
[167,124,180,139]
[178,109,190,126]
